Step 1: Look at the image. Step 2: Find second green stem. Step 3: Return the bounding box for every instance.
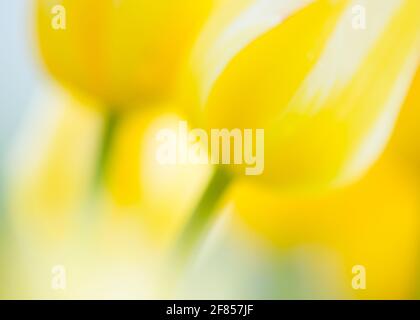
[173,167,234,270]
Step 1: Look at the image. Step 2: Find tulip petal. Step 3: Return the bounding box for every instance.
[189,0,316,105]
[232,156,420,299]
[267,0,420,189]
[388,67,420,168]
[36,0,213,106]
[193,0,420,191]
[194,0,348,129]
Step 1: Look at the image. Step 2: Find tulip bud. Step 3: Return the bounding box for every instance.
[187,0,420,192]
[36,0,213,107]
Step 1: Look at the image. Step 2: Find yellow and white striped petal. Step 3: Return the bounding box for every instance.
[185,0,315,107]
[189,0,420,192]
[264,0,420,190]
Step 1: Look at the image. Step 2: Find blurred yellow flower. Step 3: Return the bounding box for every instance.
[6,86,211,250]
[231,154,420,299]
[6,88,102,240]
[228,63,420,296]
[6,0,419,300]
[3,86,214,298]
[36,0,213,108]
[186,0,420,192]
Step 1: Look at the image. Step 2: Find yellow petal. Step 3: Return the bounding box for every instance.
[265,0,420,190]
[190,0,420,191]
[232,155,420,299]
[387,67,420,168]
[183,0,316,113]
[36,0,213,107]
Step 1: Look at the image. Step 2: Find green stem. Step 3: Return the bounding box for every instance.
[173,167,234,270]
[91,110,120,195]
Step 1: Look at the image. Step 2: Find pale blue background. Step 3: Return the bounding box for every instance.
[0,0,41,153]
[0,0,42,217]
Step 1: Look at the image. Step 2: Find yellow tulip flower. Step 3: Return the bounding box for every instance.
[36,0,216,192]
[186,0,420,192]
[172,0,347,265]
[36,0,213,107]
[6,86,211,251]
[231,155,420,299]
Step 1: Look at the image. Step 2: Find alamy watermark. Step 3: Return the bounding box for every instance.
[352,265,366,290]
[51,5,66,30]
[155,121,265,176]
[352,4,367,30]
[51,265,67,290]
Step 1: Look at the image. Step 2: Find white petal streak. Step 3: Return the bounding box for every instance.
[337,47,420,187]
[290,0,403,115]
